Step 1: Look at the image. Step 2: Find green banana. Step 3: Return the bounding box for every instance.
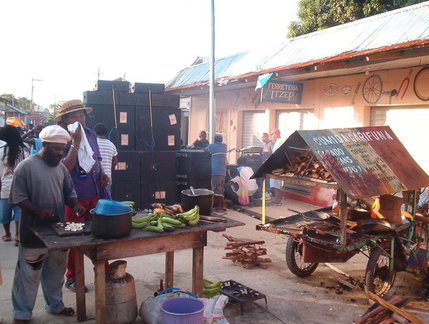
[202,286,221,298]
[132,220,148,229]
[161,216,186,227]
[186,208,200,226]
[132,213,154,223]
[176,206,199,219]
[144,225,164,233]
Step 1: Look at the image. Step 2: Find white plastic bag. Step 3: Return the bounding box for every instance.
[203,295,230,324]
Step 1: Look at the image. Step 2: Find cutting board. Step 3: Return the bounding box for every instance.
[51,222,92,237]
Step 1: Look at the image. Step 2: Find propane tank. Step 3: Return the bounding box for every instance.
[105,260,137,324]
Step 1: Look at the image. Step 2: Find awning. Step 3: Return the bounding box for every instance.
[253,126,429,199]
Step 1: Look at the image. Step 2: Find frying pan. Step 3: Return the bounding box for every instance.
[356,218,396,234]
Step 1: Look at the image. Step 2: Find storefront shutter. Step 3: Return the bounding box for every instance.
[241,111,268,148]
[370,106,429,174]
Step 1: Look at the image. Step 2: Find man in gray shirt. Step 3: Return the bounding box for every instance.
[9,125,85,324]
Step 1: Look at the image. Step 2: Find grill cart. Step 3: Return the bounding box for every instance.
[253,126,429,295]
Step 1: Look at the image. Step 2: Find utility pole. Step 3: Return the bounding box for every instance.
[209,0,216,143]
[30,78,43,113]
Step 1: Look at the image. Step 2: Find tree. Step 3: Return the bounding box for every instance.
[1,94,32,110]
[288,0,425,38]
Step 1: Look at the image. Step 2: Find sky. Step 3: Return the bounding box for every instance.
[1,0,299,109]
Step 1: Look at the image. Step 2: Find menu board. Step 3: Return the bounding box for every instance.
[296,126,429,198]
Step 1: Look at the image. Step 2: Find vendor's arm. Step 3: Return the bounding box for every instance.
[62,124,82,171]
[65,197,85,217]
[17,199,55,221]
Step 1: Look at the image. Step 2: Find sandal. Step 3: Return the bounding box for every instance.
[14,236,19,243]
[56,307,75,316]
[2,235,12,242]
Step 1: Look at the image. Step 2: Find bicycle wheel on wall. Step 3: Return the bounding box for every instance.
[362,74,383,104]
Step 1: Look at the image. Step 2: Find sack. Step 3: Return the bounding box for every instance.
[139,288,198,324]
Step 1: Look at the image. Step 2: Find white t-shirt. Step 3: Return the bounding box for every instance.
[96,138,118,179]
[0,143,29,199]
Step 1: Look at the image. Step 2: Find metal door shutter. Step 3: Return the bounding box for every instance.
[242,111,268,148]
[371,106,429,174]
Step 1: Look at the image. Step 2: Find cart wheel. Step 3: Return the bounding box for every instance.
[285,235,319,277]
[365,242,396,296]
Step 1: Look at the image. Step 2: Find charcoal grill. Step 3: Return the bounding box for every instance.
[220,280,267,315]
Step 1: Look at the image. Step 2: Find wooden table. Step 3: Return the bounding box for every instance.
[32,217,244,323]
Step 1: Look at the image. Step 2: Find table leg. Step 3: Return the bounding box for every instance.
[94,261,106,324]
[75,249,86,322]
[192,246,204,296]
[165,251,174,288]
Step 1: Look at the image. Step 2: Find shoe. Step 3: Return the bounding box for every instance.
[2,235,11,242]
[65,278,88,293]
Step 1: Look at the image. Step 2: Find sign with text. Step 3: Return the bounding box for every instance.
[262,80,303,104]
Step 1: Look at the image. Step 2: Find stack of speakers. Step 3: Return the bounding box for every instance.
[84,80,184,208]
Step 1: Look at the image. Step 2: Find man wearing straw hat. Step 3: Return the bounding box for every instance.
[9,125,85,323]
[55,99,110,292]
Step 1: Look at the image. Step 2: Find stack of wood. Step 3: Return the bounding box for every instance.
[357,290,424,324]
[272,150,334,182]
[222,234,271,269]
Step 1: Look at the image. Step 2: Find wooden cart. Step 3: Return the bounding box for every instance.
[253,126,429,295]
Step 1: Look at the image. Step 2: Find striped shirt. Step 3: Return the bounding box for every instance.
[96,138,118,179]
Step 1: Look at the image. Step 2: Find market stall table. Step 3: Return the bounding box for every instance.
[32,216,244,323]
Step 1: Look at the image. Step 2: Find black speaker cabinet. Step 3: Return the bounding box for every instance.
[112,151,140,183]
[83,90,120,105]
[111,181,141,209]
[136,106,181,130]
[140,151,179,181]
[140,180,179,207]
[178,149,211,181]
[135,127,181,151]
[119,92,180,108]
[95,80,130,92]
[133,82,165,94]
[86,104,136,130]
[105,127,135,151]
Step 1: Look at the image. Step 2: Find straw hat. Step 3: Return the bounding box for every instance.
[54,99,92,122]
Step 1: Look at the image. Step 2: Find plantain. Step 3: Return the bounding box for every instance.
[132,220,148,229]
[186,208,200,226]
[161,216,186,227]
[144,225,164,233]
[132,213,154,223]
[173,204,185,213]
[176,206,198,219]
[202,286,221,298]
[151,203,166,209]
[154,208,175,216]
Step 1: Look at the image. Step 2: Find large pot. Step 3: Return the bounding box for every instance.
[181,188,214,216]
[91,209,132,239]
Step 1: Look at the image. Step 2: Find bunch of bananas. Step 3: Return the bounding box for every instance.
[175,206,200,226]
[203,279,222,298]
[151,203,184,217]
[131,205,200,233]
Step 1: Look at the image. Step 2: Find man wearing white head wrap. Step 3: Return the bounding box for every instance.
[9,125,85,323]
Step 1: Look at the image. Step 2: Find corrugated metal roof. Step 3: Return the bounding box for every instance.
[167,2,429,90]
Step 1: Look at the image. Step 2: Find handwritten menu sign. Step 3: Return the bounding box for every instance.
[297,127,428,198]
[262,80,303,104]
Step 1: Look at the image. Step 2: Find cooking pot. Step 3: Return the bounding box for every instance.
[347,207,371,221]
[356,218,396,234]
[181,188,214,216]
[90,209,132,239]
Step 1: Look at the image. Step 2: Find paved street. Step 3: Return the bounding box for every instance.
[1,199,429,323]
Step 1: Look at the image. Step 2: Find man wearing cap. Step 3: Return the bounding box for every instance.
[270,128,286,206]
[205,134,227,211]
[54,99,109,292]
[9,125,85,323]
